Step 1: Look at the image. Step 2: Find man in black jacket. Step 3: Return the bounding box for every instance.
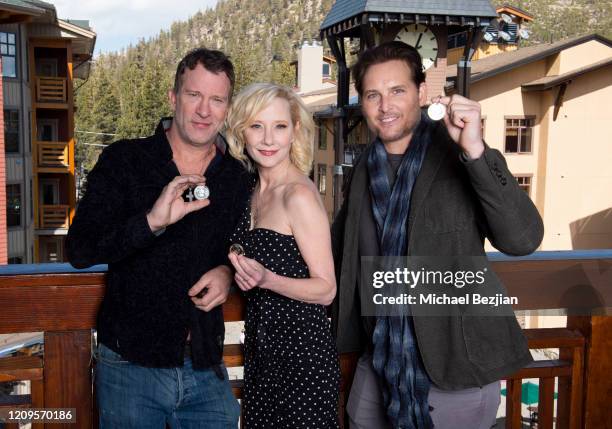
[67,48,251,428]
[331,42,544,429]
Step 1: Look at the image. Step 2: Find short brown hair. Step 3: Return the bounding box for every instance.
[173,48,235,96]
[353,41,425,96]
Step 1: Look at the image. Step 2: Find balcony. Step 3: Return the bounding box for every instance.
[0,251,610,428]
[35,77,67,105]
[36,141,70,172]
[39,205,69,229]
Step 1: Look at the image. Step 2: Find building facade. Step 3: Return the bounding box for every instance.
[1,0,95,263]
[306,5,612,253]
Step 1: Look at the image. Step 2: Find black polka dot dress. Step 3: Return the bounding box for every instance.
[230,204,340,428]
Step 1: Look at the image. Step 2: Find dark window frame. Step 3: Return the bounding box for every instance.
[514,174,533,197]
[317,164,326,195]
[504,116,535,154]
[318,120,327,150]
[4,108,20,153]
[0,31,18,79]
[6,182,22,228]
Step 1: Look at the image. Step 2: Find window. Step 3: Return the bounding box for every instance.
[515,175,532,196]
[448,31,467,49]
[318,121,327,150]
[40,179,60,205]
[37,118,58,142]
[0,32,17,78]
[481,117,486,140]
[322,62,330,78]
[4,109,19,153]
[317,164,326,194]
[8,256,23,264]
[6,183,21,227]
[41,237,64,263]
[505,118,533,153]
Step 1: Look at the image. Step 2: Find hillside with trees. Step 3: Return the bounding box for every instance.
[74,0,611,172]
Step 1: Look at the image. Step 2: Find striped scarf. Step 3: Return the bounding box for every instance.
[367,112,433,429]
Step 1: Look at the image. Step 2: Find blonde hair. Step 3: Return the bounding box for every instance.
[226,83,315,175]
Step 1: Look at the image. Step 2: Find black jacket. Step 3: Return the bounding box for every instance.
[331,121,544,389]
[66,118,252,369]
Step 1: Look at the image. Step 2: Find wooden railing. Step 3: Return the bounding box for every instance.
[36,77,67,103]
[36,141,70,169]
[0,251,610,428]
[39,205,69,229]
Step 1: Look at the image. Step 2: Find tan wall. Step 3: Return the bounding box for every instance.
[540,66,612,250]
[471,60,548,208]
[469,55,612,252]
[555,40,612,74]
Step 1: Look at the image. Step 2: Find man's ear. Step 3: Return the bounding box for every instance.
[168,89,177,111]
[418,82,428,107]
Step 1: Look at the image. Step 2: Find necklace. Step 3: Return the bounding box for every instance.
[176,143,216,176]
[182,145,216,202]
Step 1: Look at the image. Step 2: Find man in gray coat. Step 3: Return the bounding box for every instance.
[331,41,543,429]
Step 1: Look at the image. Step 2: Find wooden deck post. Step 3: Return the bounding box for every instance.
[567,315,612,428]
[43,330,92,429]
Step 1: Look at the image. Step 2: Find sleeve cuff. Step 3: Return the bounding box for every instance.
[461,148,509,193]
[125,212,158,249]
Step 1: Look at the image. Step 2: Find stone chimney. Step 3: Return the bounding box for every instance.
[297,41,324,93]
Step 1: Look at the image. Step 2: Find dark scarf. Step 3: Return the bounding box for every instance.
[367,112,433,429]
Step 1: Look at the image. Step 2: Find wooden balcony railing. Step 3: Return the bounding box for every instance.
[36,77,67,103]
[0,251,611,429]
[36,141,70,169]
[39,205,69,229]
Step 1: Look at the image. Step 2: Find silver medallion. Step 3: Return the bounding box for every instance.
[229,243,245,256]
[427,102,446,121]
[193,185,210,200]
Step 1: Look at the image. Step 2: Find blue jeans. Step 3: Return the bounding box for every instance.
[94,342,240,429]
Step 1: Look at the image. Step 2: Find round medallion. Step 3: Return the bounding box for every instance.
[229,243,245,256]
[427,102,446,121]
[193,185,210,200]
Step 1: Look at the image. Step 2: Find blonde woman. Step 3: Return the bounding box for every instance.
[226,83,339,428]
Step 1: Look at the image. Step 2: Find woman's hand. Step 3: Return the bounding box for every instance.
[228,252,274,291]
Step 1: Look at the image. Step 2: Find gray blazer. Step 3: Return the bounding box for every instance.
[331,123,544,390]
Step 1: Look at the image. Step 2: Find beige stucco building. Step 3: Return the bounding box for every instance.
[305,34,612,254]
[302,33,611,330]
[446,34,612,251]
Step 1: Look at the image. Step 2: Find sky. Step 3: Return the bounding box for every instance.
[52,0,220,55]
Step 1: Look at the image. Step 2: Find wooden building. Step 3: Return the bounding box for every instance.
[0,0,96,263]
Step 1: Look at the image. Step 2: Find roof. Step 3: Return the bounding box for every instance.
[58,18,96,39]
[446,33,612,88]
[496,4,533,21]
[303,83,359,113]
[321,0,497,31]
[0,0,45,15]
[522,57,612,91]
